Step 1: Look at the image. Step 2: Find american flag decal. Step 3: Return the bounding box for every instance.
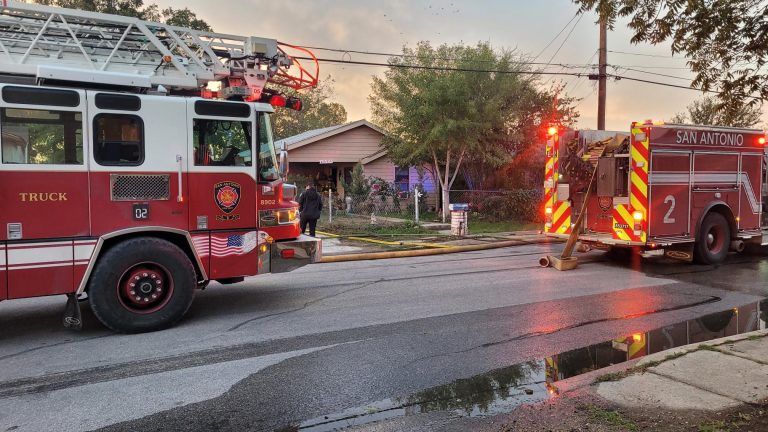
[192,232,260,257]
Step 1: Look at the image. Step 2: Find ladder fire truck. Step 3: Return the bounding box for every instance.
[0,1,322,332]
[543,121,768,265]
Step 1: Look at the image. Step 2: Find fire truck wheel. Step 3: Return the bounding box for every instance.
[694,212,731,265]
[87,237,196,333]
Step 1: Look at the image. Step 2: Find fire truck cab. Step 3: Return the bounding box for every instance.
[544,122,768,265]
[0,84,320,332]
[0,1,323,333]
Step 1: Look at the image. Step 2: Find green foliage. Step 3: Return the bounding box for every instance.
[572,0,768,113]
[454,190,543,223]
[272,77,347,140]
[286,172,315,189]
[159,7,211,31]
[668,96,763,128]
[31,0,212,30]
[584,404,638,431]
[343,163,370,198]
[369,41,577,220]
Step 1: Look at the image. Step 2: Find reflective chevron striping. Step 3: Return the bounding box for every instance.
[552,201,572,234]
[615,126,649,243]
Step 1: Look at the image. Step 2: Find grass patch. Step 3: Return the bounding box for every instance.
[746,333,767,341]
[584,404,638,431]
[467,220,539,234]
[319,216,436,237]
[698,420,730,432]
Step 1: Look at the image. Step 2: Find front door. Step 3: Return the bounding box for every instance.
[0,85,89,298]
[186,99,259,280]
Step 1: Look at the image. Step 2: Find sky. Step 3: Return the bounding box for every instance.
[153,0,766,131]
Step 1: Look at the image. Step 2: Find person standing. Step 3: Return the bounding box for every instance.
[298,183,323,237]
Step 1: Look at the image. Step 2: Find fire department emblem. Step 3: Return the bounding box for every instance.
[598,196,612,212]
[214,181,241,214]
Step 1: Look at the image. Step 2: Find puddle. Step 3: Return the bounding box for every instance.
[294,299,767,431]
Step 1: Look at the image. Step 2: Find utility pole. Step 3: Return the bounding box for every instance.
[597,14,607,130]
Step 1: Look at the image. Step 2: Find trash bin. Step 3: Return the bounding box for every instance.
[449,203,469,236]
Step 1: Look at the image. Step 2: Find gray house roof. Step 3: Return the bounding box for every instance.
[274,119,386,151]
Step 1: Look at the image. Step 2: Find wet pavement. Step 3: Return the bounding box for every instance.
[297,300,766,431]
[0,243,766,432]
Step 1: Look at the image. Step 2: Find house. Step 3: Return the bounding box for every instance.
[275,119,435,196]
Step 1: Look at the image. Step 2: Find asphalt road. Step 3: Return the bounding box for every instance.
[0,242,766,432]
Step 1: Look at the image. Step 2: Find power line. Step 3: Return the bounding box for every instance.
[294,56,589,77]
[299,44,703,75]
[565,49,598,95]
[611,66,692,82]
[544,13,584,66]
[298,44,594,68]
[611,74,763,101]
[532,11,580,61]
[617,65,692,70]
[608,49,683,59]
[297,55,762,100]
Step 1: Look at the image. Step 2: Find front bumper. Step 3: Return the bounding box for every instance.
[269,235,322,273]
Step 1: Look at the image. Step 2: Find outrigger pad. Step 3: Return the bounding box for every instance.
[540,255,579,271]
[63,293,83,331]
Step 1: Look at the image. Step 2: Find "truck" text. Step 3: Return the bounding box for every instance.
[19,192,68,202]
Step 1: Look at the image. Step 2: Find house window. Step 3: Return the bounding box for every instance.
[1,108,83,165]
[395,166,410,192]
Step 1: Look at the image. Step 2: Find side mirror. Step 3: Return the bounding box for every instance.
[279,142,289,178]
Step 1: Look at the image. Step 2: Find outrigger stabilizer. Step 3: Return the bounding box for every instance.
[540,145,612,271]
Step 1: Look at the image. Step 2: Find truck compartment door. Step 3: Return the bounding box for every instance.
[648,151,691,239]
[738,153,762,230]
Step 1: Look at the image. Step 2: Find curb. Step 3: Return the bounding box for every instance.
[319,237,555,263]
[634,328,768,367]
[551,329,768,396]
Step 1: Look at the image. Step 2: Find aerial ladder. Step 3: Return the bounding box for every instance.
[0,0,318,103]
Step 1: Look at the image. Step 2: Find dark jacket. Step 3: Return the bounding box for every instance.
[298,187,323,220]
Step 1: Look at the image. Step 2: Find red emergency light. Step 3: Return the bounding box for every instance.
[758,136,766,145]
[547,126,558,136]
[268,94,303,111]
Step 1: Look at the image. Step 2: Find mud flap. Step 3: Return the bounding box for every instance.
[63,293,83,330]
[664,243,695,262]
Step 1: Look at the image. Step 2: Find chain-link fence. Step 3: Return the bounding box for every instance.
[320,188,435,225]
[310,187,543,233]
[448,189,543,224]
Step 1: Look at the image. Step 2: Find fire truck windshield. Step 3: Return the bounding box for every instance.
[258,112,279,182]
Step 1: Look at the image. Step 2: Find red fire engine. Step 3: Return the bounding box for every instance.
[0,2,322,332]
[544,121,768,265]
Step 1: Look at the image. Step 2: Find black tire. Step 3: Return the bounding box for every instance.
[694,212,731,265]
[88,237,196,333]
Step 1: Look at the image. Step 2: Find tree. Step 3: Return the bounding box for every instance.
[668,97,763,128]
[370,41,577,221]
[271,77,347,140]
[158,7,212,31]
[30,0,212,30]
[572,0,768,111]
